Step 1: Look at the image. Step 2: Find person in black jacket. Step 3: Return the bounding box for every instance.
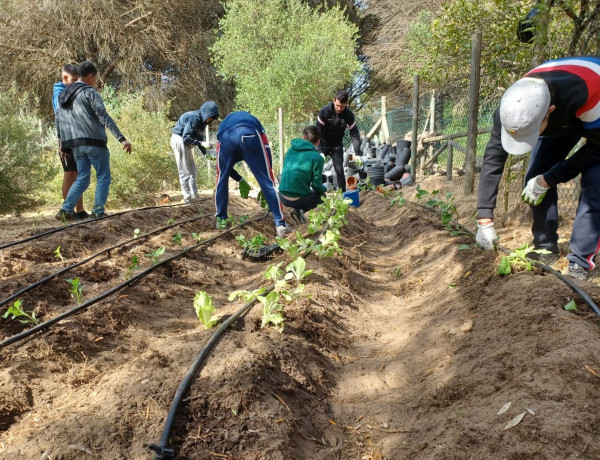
[316,90,361,192]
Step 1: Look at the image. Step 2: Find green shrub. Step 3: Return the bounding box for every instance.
[0,88,58,214]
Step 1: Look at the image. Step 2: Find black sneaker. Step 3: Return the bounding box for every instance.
[55,209,81,222]
[526,250,559,265]
[290,208,307,224]
[567,263,589,280]
[91,211,108,219]
[76,210,91,220]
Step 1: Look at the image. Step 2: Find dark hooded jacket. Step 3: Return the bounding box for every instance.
[172,101,219,146]
[55,81,126,149]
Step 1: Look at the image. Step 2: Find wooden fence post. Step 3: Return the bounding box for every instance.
[464,32,482,195]
[411,75,419,178]
[446,142,454,181]
[278,108,284,174]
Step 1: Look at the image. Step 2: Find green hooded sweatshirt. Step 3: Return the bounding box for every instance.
[278,139,327,198]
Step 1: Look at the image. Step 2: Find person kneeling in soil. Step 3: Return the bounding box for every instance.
[278,125,327,224]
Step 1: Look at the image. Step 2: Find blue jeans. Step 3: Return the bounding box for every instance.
[61,145,111,214]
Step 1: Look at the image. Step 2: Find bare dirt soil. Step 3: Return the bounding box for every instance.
[1,179,600,460]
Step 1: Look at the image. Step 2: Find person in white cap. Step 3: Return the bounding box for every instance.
[476,56,600,280]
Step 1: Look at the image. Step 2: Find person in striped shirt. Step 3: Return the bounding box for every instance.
[476,57,600,280]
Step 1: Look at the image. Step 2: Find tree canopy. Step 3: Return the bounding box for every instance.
[211,0,361,125]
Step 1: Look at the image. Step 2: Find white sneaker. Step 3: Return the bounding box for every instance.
[276,225,292,238]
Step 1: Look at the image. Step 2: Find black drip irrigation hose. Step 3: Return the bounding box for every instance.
[415,202,600,318]
[0,214,209,309]
[0,198,211,251]
[0,210,270,349]
[149,211,335,459]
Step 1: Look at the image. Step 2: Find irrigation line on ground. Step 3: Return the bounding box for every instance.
[0,211,270,349]
[149,209,337,459]
[414,202,600,318]
[0,199,210,251]
[0,214,209,309]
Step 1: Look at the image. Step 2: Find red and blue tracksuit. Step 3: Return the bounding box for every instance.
[478,56,600,270]
[215,111,286,227]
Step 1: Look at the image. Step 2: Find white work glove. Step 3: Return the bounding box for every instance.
[476,222,497,250]
[521,176,550,206]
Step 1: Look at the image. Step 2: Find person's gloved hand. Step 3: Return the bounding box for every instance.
[197,144,207,155]
[521,176,550,206]
[476,221,498,250]
[239,178,251,199]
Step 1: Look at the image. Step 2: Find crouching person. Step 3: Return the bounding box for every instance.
[278,125,327,224]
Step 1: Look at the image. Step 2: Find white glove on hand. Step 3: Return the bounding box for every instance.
[521,176,550,206]
[476,222,497,250]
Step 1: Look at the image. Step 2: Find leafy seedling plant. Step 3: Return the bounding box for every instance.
[216,217,228,230]
[236,233,268,251]
[133,228,140,238]
[124,254,141,280]
[2,299,39,325]
[390,192,407,208]
[285,256,313,283]
[166,218,176,225]
[172,232,183,246]
[193,291,220,330]
[146,247,166,265]
[66,277,84,304]
[54,246,64,262]
[497,243,552,275]
[258,291,285,331]
[192,232,203,243]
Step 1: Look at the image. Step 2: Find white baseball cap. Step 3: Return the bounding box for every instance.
[500,77,551,155]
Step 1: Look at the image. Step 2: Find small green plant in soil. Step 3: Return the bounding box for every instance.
[172,232,183,246]
[497,243,552,275]
[124,254,141,280]
[2,300,39,325]
[216,217,228,229]
[66,277,84,305]
[285,257,313,283]
[166,218,176,225]
[133,228,140,238]
[564,299,579,312]
[315,229,342,258]
[193,291,219,330]
[229,287,267,303]
[236,233,268,251]
[258,290,284,331]
[146,247,166,265]
[192,232,203,243]
[54,246,64,262]
[390,192,407,207]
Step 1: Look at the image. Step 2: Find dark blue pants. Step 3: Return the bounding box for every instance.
[278,191,324,212]
[526,135,600,269]
[215,126,285,227]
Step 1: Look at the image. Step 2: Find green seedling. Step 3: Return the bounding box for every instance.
[216,217,228,229]
[276,237,301,259]
[391,193,407,207]
[258,291,284,331]
[66,277,84,305]
[146,247,166,265]
[54,246,64,262]
[229,286,267,303]
[457,244,472,250]
[172,232,183,246]
[236,233,268,251]
[124,254,140,280]
[166,218,176,225]
[236,214,250,224]
[197,209,204,216]
[285,257,313,282]
[2,300,38,325]
[133,228,140,238]
[315,229,342,258]
[264,263,288,290]
[564,299,579,312]
[280,283,306,302]
[497,243,551,275]
[193,291,219,330]
[192,232,203,243]
[394,267,403,277]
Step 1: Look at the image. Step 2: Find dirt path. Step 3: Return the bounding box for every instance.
[1,186,600,459]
